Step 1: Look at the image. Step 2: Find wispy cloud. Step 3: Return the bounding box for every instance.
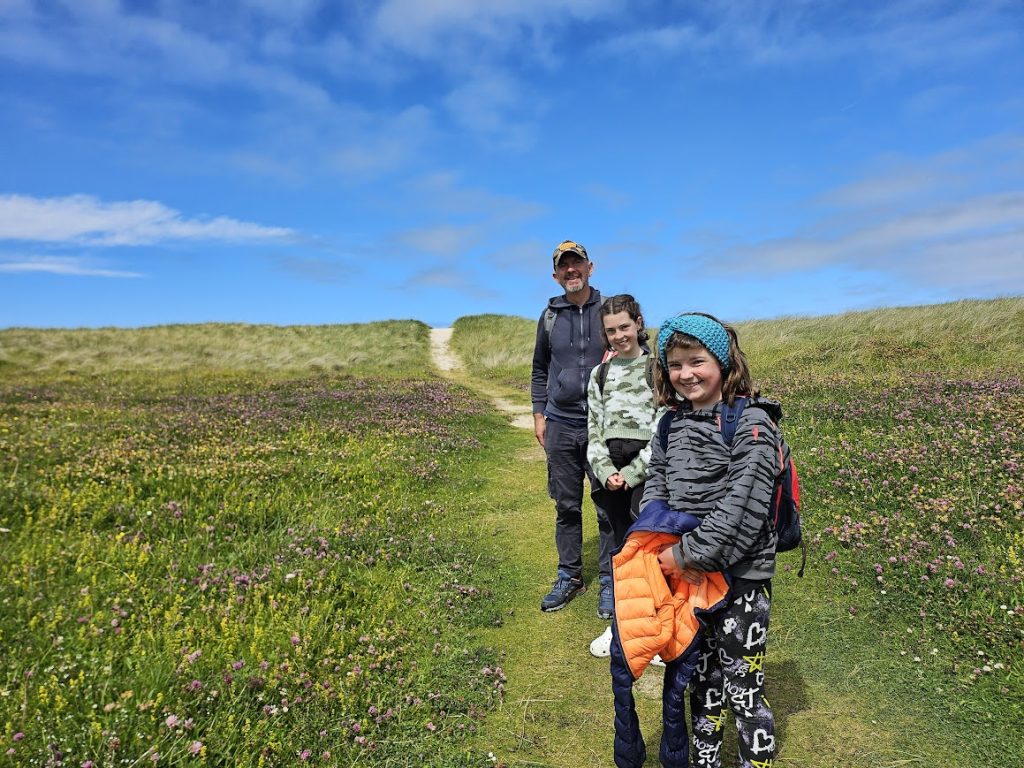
[274,255,355,283]
[401,265,496,298]
[707,137,1024,293]
[405,172,545,220]
[0,194,295,246]
[443,70,540,150]
[0,255,142,278]
[371,0,620,60]
[598,0,1023,71]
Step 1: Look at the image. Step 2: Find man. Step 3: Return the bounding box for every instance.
[532,239,607,612]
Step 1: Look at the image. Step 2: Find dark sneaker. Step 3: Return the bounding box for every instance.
[597,576,614,619]
[540,570,585,612]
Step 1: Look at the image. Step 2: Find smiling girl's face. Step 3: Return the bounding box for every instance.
[666,344,723,410]
[603,311,642,359]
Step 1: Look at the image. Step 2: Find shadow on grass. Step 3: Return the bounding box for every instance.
[631,643,811,766]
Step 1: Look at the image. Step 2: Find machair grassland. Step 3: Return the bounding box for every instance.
[1,321,512,766]
[2,300,1023,767]
[454,297,1024,766]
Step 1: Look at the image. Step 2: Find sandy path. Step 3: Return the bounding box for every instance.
[429,327,534,430]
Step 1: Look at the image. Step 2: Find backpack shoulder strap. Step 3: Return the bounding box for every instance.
[543,307,557,336]
[719,396,749,447]
[595,361,610,395]
[644,354,655,389]
[656,408,676,453]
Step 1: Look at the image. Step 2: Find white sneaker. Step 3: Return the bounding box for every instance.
[590,625,613,657]
[650,654,666,667]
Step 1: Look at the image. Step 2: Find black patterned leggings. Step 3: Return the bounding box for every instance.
[690,578,776,768]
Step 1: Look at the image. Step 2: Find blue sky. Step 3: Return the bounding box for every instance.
[1,0,1022,329]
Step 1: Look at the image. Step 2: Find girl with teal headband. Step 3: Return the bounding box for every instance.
[640,312,781,768]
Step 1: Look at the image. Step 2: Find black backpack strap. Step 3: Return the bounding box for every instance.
[596,361,610,395]
[656,409,676,453]
[543,307,557,338]
[719,396,748,447]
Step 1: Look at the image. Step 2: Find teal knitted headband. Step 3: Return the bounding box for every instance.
[657,314,731,371]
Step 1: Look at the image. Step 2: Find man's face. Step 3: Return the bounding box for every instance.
[552,254,593,294]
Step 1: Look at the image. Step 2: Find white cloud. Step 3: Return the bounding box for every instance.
[443,70,540,149]
[404,172,545,220]
[0,194,295,246]
[401,265,496,297]
[598,0,1023,71]
[397,225,478,258]
[371,0,619,59]
[710,137,1024,294]
[0,255,142,278]
[327,105,435,178]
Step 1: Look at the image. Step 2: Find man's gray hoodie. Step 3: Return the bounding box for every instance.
[531,289,606,422]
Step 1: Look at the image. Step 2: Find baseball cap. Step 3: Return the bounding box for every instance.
[552,240,589,268]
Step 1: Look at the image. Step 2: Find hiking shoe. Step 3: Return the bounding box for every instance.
[597,576,614,619]
[540,571,585,612]
[590,625,613,657]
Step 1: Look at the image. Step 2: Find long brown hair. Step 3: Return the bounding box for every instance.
[652,312,757,408]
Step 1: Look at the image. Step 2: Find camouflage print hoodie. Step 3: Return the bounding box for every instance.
[586,353,663,489]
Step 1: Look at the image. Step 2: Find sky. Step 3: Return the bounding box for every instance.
[1,0,1022,330]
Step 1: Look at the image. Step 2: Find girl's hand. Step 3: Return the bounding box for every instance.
[606,473,626,491]
[658,545,704,585]
[657,544,682,578]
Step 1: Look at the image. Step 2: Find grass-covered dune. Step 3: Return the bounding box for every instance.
[453,297,1024,390]
[0,320,430,379]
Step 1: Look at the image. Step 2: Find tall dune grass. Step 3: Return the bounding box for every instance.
[0,320,430,380]
[450,314,536,393]
[452,298,1024,392]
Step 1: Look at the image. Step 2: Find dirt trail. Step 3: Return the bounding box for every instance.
[429,327,535,430]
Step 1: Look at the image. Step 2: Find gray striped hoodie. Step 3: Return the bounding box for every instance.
[640,399,781,580]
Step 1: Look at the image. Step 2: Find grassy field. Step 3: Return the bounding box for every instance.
[0,322,510,766]
[2,299,1022,766]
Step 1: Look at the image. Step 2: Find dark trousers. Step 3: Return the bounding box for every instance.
[591,437,648,579]
[690,579,776,768]
[544,418,594,579]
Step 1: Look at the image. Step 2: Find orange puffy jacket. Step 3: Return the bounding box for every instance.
[613,519,729,679]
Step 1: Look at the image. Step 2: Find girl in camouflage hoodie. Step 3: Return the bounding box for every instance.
[587,295,662,655]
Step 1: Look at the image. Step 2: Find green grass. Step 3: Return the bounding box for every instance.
[0,320,430,380]
[453,296,1024,767]
[450,297,1024,393]
[3,298,1022,766]
[0,351,509,765]
[450,315,536,395]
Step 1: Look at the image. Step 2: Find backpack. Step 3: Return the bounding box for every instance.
[593,353,655,395]
[656,397,806,577]
[541,294,609,343]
